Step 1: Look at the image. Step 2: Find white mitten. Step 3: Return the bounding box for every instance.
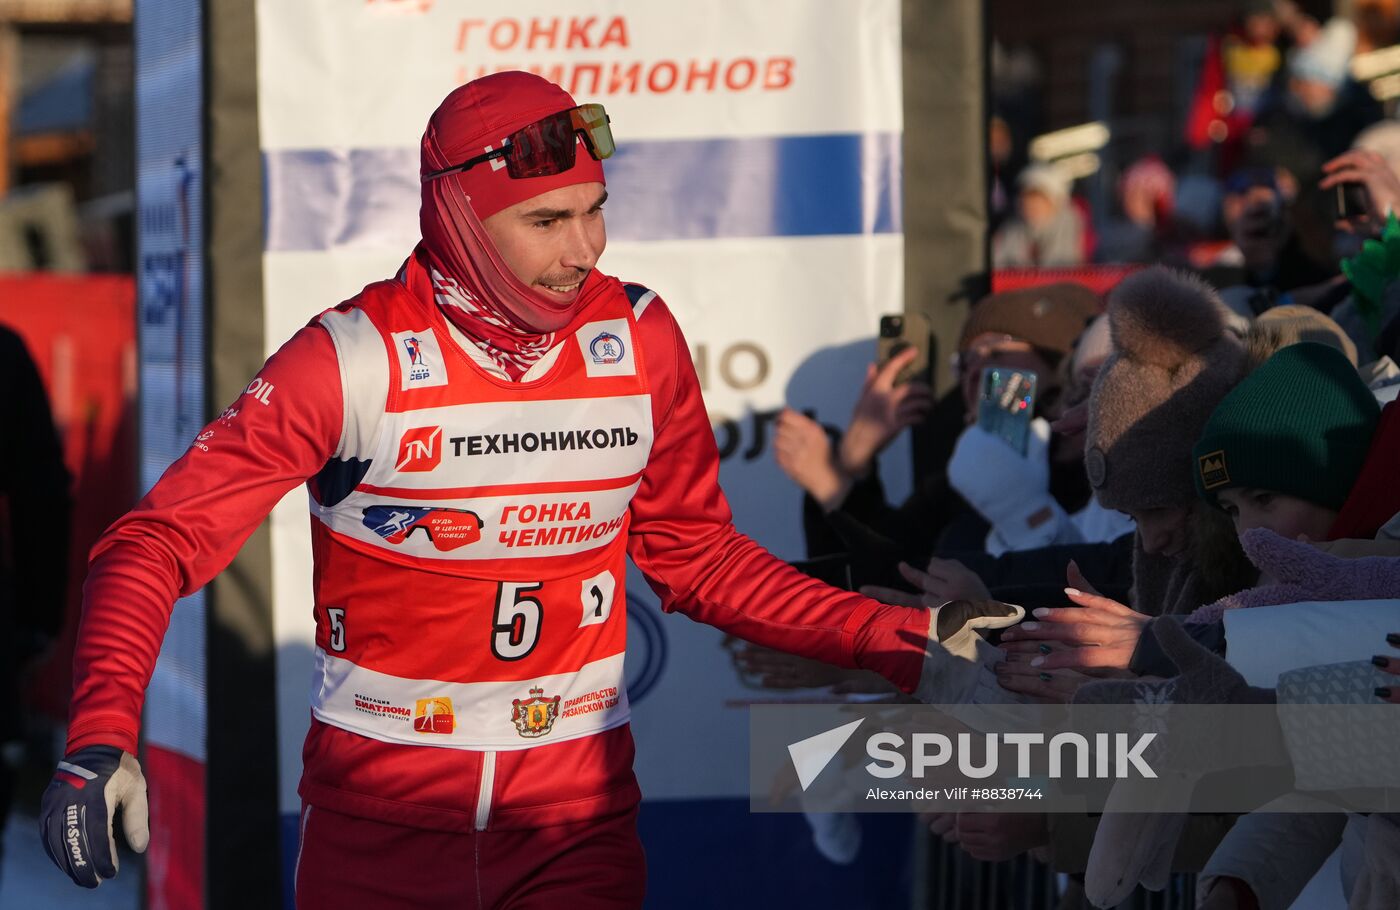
[1084,804,1189,908]
[946,419,1073,554]
[1075,620,1278,907]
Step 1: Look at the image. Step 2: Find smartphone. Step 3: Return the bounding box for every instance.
[1334,182,1370,221]
[976,366,1037,455]
[876,313,931,385]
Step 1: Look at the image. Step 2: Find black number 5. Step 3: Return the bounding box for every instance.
[492,582,543,661]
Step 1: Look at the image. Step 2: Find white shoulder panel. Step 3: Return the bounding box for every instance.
[318,306,390,460]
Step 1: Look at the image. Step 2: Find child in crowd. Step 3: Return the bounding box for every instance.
[1193,341,1380,543]
[1185,341,1397,623]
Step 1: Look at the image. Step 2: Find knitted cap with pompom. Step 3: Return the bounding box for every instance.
[1085,267,1247,513]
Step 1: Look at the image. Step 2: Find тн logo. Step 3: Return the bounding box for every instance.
[397,426,442,472]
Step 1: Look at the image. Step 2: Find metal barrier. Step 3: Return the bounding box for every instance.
[919,831,1198,909]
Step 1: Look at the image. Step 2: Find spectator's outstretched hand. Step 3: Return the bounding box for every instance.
[953,812,1049,863]
[921,557,992,603]
[837,347,932,477]
[773,408,850,510]
[1064,558,1100,596]
[1321,148,1400,233]
[993,660,1098,703]
[999,587,1149,671]
[727,639,848,690]
[922,811,959,843]
[859,559,990,609]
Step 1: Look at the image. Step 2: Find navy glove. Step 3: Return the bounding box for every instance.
[40,745,149,888]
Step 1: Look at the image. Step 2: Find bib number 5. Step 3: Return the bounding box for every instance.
[327,607,347,652]
[492,582,543,661]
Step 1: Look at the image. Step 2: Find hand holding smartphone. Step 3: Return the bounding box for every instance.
[1334,181,1371,223]
[876,313,932,385]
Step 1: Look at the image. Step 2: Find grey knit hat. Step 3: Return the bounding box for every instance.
[1085,267,1247,513]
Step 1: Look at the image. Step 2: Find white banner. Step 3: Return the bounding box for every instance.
[257,0,904,832]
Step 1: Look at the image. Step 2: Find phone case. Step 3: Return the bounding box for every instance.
[976,367,1037,455]
[875,312,931,384]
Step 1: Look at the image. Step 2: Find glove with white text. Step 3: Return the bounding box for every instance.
[40,745,149,888]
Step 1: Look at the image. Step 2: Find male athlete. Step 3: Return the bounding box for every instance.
[40,72,1007,907]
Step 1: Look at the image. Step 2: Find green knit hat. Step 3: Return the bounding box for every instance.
[1193,342,1381,509]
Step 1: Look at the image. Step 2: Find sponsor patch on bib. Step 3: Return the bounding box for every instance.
[393,328,449,389]
[576,319,635,377]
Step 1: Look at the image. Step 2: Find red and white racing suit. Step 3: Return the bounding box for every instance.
[65,248,926,897]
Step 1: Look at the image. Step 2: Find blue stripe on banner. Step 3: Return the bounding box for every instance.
[264,133,900,252]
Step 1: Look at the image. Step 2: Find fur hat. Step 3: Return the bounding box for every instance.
[1085,267,1247,513]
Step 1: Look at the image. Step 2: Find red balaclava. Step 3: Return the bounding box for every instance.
[420,71,607,379]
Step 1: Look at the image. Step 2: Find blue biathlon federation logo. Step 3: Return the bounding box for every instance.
[589,331,625,365]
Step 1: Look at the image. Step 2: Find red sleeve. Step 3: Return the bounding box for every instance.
[67,324,343,754]
[625,296,926,693]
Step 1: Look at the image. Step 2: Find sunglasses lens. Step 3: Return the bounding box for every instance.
[505,109,578,178]
[572,103,615,160]
[500,105,613,179]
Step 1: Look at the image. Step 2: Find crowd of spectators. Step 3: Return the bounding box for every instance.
[750,2,1400,907]
[992,0,1400,339]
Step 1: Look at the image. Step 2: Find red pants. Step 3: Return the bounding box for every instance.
[293,804,646,909]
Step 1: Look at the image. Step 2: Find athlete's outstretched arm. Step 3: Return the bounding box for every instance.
[625,294,929,694]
